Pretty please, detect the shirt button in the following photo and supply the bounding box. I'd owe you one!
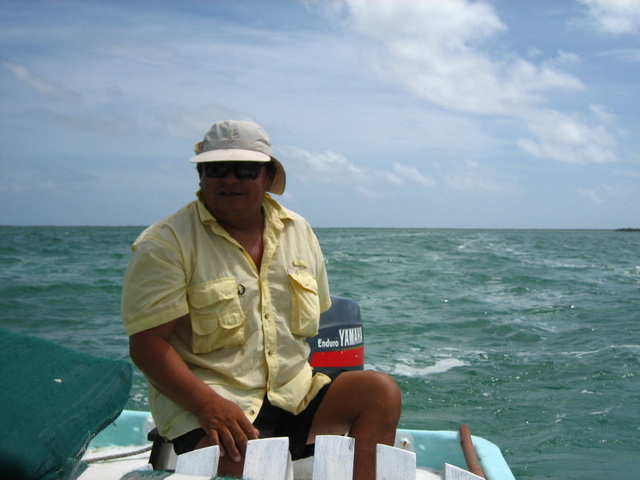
[249,409,255,416]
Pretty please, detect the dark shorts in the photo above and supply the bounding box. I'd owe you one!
[172,372,340,460]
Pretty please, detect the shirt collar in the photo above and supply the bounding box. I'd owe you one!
[195,190,216,224]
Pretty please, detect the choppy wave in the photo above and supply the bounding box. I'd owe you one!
[383,358,468,377]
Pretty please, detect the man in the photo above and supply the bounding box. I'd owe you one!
[122,120,401,479]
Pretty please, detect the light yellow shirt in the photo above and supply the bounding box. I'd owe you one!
[121,193,332,440]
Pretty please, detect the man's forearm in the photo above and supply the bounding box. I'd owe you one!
[129,318,260,461]
[129,328,220,415]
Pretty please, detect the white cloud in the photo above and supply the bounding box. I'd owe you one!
[293,148,364,178]
[343,0,583,115]
[337,0,619,164]
[444,159,513,193]
[96,43,184,69]
[576,0,640,35]
[602,48,640,62]
[517,109,617,164]
[3,62,82,103]
[346,0,506,43]
[589,104,618,124]
[528,47,542,58]
[281,146,435,196]
[576,188,604,204]
[152,105,249,140]
[391,163,436,188]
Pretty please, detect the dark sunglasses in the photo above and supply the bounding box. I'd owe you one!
[203,161,265,180]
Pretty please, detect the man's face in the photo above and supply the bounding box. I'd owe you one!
[199,161,273,227]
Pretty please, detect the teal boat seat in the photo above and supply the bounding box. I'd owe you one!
[0,328,132,480]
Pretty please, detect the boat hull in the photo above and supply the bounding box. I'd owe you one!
[87,410,515,479]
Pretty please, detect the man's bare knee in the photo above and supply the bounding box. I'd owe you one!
[332,370,401,425]
[361,371,402,419]
[307,370,401,442]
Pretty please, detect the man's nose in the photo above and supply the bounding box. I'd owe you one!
[220,169,241,182]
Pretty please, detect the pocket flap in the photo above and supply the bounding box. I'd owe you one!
[289,271,318,294]
[188,278,238,309]
[191,317,216,335]
[191,310,244,335]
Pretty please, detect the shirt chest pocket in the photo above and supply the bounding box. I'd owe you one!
[289,271,320,337]
[188,278,246,354]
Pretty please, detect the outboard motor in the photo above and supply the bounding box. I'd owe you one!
[307,295,364,375]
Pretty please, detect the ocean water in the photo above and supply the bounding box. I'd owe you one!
[1,226,638,479]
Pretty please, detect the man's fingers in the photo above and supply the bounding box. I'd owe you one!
[207,430,226,457]
[243,422,260,440]
[223,431,243,463]
[211,425,244,463]
[198,401,258,463]
[209,430,225,457]
[207,428,238,462]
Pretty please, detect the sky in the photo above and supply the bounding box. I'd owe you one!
[1,0,639,229]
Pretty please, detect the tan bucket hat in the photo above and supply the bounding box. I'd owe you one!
[190,120,286,195]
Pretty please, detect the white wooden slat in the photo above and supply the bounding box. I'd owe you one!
[312,435,355,480]
[444,463,485,480]
[242,437,293,480]
[375,443,416,480]
[174,445,220,476]
[164,475,216,480]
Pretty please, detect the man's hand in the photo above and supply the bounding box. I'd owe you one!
[130,318,258,462]
[195,396,260,462]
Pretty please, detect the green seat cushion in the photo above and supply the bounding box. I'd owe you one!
[0,328,132,480]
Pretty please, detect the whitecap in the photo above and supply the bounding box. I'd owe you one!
[568,345,640,358]
[620,344,640,354]
[391,358,468,377]
[588,409,611,416]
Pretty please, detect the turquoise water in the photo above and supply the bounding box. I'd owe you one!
[1,226,638,479]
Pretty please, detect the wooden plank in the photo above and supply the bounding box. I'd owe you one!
[174,445,219,476]
[312,435,355,480]
[376,443,416,480]
[444,463,485,480]
[242,437,292,480]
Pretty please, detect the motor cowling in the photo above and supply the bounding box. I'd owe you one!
[307,295,364,376]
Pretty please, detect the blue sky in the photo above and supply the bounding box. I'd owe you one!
[1,0,639,228]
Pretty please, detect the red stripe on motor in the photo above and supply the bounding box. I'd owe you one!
[310,346,364,368]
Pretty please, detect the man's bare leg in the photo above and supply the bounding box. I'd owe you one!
[307,370,402,480]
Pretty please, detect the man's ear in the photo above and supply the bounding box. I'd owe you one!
[265,162,277,189]
[265,175,274,191]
